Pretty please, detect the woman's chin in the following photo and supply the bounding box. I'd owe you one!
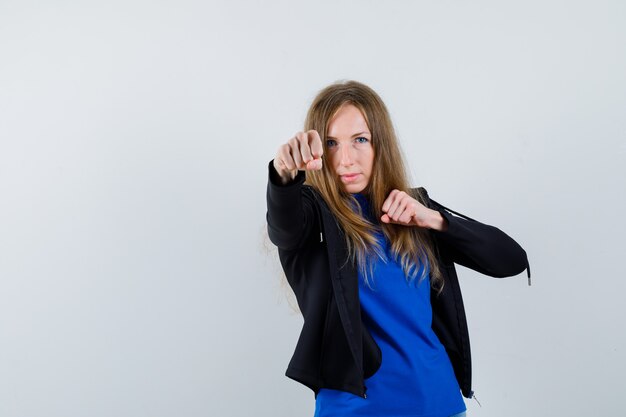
[342,183,367,194]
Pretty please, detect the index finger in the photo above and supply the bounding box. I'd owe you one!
[307,130,324,158]
[382,190,399,212]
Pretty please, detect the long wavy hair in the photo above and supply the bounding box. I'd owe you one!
[304,80,444,291]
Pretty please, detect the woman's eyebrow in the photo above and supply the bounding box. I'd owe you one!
[326,131,371,139]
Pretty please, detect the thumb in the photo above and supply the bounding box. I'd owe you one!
[306,158,323,171]
[381,214,391,223]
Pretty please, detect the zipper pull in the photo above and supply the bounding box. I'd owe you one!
[320,232,324,243]
[472,393,482,407]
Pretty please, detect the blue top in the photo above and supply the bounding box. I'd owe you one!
[314,193,466,417]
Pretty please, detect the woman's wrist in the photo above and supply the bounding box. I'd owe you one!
[271,159,298,185]
[428,209,448,232]
[277,169,298,185]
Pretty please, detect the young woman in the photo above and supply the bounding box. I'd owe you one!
[266,80,530,417]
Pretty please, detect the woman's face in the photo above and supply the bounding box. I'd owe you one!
[325,104,375,194]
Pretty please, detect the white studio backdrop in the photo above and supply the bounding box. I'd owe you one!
[1,1,624,416]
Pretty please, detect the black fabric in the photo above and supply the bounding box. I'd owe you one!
[266,160,530,399]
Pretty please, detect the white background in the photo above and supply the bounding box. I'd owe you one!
[1,1,625,416]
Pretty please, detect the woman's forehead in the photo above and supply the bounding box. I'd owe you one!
[327,104,370,138]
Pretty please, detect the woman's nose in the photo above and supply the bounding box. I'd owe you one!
[339,145,354,166]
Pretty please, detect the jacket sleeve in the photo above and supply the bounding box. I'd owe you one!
[428,194,531,281]
[266,159,319,251]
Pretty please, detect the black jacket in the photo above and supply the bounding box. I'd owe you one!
[266,161,531,400]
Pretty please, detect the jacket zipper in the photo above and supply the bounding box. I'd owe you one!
[310,189,325,243]
[311,187,371,399]
[472,392,482,407]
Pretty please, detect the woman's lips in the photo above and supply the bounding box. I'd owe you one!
[340,173,361,183]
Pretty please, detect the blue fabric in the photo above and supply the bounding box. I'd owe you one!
[314,193,466,417]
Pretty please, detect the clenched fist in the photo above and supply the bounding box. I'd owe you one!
[273,130,324,184]
[381,190,448,231]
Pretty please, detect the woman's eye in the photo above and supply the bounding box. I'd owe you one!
[355,137,369,144]
[326,139,337,147]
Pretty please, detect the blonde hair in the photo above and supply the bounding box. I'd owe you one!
[304,80,444,291]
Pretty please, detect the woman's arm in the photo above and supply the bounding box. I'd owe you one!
[266,160,318,251]
[429,197,530,280]
[380,188,530,281]
[266,130,325,251]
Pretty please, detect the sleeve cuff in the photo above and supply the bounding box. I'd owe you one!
[433,209,461,238]
[268,159,306,189]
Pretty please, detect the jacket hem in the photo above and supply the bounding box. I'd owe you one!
[285,366,366,398]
